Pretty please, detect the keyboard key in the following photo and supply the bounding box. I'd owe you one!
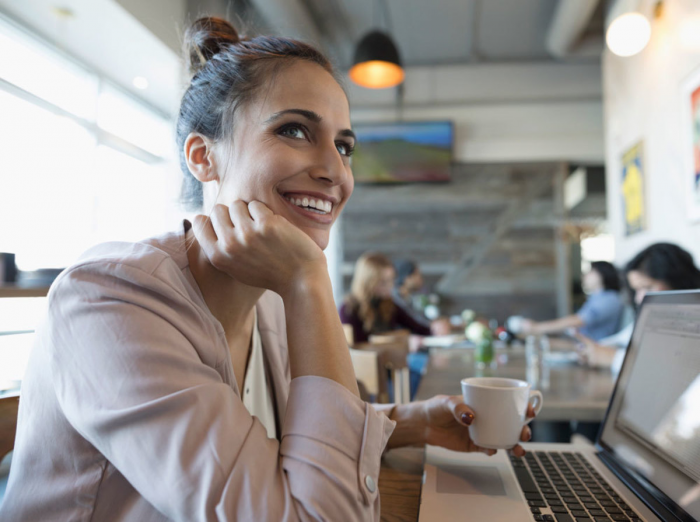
[610,515,629,521]
[543,515,555,521]
[594,518,611,521]
[589,509,607,517]
[529,500,547,508]
[554,514,574,522]
[604,507,622,514]
[531,507,542,514]
[571,510,588,517]
[533,516,544,521]
[514,467,540,493]
[552,506,569,513]
[526,493,544,501]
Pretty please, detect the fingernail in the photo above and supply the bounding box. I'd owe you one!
[461,412,474,425]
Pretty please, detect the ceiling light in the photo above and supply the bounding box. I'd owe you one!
[606,12,651,57]
[605,0,661,57]
[349,30,404,89]
[132,76,149,90]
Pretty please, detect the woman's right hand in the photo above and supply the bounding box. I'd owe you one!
[193,200,328,296]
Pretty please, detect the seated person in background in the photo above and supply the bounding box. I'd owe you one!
[339,253,433,344]
[393,259,451,336]
[578,243,700,370]
[522,261,623,341]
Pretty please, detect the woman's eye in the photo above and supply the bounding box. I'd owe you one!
[279,125,305,140]
[336,141,355,157]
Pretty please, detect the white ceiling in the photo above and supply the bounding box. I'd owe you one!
[262,0,604,68]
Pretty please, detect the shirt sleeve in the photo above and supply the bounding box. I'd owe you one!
[576,292,621,328]
[49,260,395,522]
[394,303,432,336]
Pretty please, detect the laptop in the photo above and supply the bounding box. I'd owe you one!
[419,290,700,522]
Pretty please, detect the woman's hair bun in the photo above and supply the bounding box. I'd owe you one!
[184,17,240,76]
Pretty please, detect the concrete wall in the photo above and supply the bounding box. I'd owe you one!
[348,62,605,164]
[604,0,700,265]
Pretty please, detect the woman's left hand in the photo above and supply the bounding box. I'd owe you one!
[422,395,534,457]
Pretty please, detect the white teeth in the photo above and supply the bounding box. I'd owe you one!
[286,195,333,214]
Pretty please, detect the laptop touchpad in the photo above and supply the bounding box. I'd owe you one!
[436,464,507,496]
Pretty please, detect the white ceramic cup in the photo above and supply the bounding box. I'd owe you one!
[461,377,543,450]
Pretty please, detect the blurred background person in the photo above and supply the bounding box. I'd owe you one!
[521,261,623,341]
[339,253,432,344]
[578,243,700,370]
[393,259,451,336]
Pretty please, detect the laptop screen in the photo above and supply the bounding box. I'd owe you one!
[599,291,700,520]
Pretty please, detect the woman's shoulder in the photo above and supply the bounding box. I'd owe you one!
[51,228,193,304]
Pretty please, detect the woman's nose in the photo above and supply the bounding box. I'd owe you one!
[309,142,348,185]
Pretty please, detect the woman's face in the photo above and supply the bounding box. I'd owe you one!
[582,268,603,294]
[627,270,671,305]
[211,61,355,250]
[374,267,396,299]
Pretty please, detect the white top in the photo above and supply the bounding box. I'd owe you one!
[242,309,277,439]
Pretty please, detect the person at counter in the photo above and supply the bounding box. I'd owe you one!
[0,18,535,521]
[521,261,624,341]
[578,243,700,370]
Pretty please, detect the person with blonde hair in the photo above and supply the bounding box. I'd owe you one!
[2,17,533,521]
[339,252,434,344]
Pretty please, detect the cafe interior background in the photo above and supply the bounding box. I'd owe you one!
[1,0,700,498]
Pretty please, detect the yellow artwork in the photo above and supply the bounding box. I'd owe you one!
[621,141,646,236]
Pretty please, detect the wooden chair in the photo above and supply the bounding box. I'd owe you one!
[368,335,410,405]
[0,395,19,462]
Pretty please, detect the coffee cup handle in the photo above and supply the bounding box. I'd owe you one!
[524,390,543,425]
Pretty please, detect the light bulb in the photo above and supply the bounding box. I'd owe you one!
[606,12,651,57]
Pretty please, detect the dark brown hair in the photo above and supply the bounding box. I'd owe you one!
[176,17,337,209]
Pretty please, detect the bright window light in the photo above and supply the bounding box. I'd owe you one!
[98,83,172,157]
[0,18,97,120]
[581,234,616,272]
[0,89,96,270]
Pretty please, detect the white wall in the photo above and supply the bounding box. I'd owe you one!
[348,61,605,164]
[604,0,700,265]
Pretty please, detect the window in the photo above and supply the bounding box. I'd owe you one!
[0,15,181,272]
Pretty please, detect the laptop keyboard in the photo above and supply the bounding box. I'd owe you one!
[510,451,644,522]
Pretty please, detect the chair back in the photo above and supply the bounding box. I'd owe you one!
[0,395,19,461]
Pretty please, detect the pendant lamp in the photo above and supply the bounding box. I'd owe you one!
[349,31,404,89]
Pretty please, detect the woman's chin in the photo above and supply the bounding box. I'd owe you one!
[304,229,330,251]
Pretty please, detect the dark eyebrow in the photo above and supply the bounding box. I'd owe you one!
[264,108,355,141]
[264,108,322,124]
[339,129,356,142]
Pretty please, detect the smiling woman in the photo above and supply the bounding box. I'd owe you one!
[0,16,534,522]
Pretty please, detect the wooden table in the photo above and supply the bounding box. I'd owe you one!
[416,345,615,422]
[378,344,616,521]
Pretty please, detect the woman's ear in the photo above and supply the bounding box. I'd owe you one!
[184,133,218,183]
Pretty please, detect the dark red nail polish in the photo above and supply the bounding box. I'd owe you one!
[461,413,474,425]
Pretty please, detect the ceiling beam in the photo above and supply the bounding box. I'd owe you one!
[546,0,602,58]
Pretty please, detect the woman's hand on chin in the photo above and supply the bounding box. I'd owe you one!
[193,200,327,295]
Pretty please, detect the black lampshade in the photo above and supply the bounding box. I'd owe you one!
[349,30,404,89]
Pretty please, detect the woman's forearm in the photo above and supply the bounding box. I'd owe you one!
[385,402,427,449]
[280,272,360,397]
[532,314,584,334]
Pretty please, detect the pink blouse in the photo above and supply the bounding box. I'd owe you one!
[0,222,396,521]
